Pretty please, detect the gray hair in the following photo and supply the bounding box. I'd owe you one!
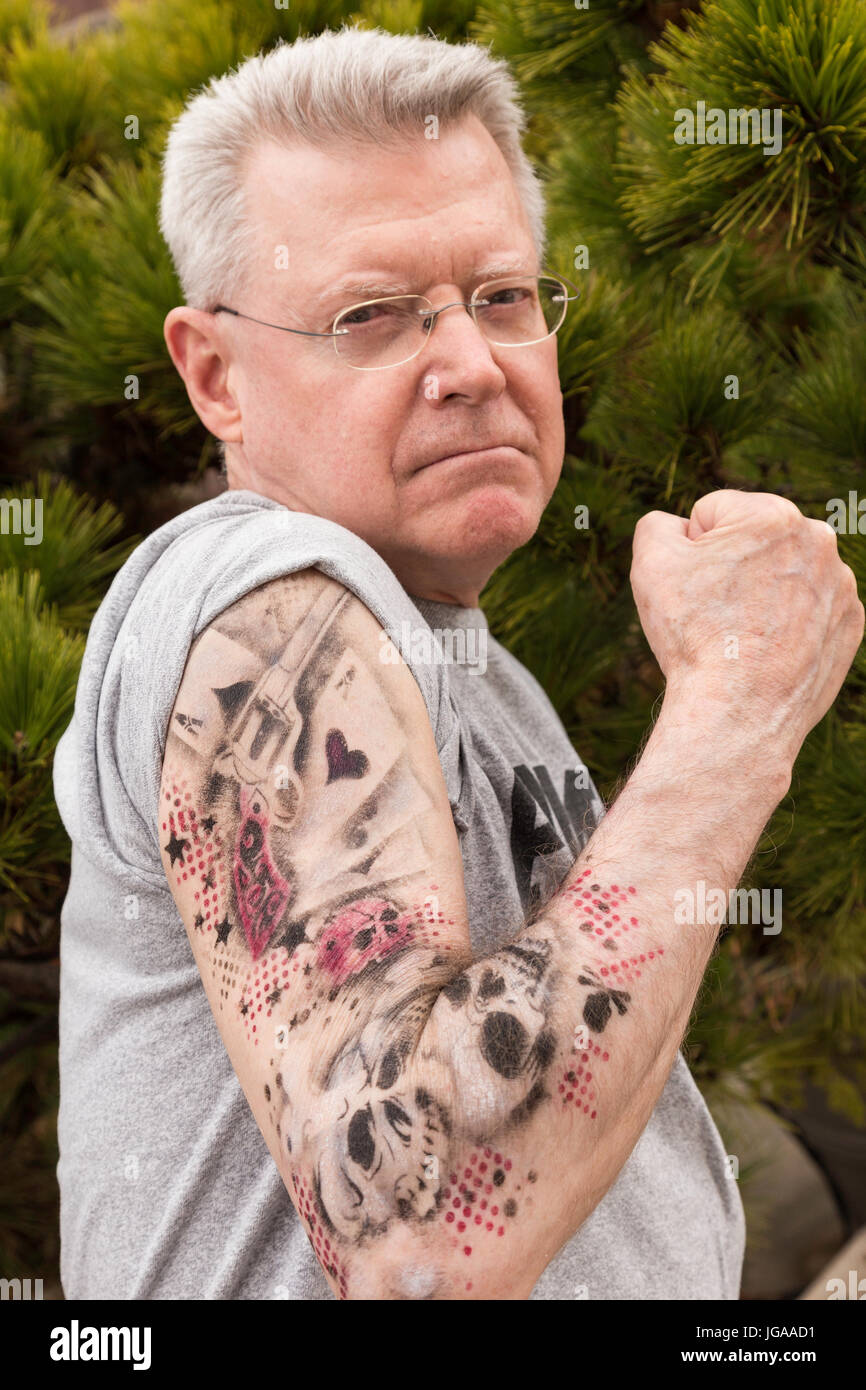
[159,24,547,312]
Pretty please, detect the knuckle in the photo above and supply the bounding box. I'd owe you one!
[633,510,662,538]
[762,495,801,528]
[831,563,859,612]
[631,517,661,563]
[806,516,840,554]
[840,561,859,593]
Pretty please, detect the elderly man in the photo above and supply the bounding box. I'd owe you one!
[54,26,862,1301]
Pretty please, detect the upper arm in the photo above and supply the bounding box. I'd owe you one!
[158,568,470,1297]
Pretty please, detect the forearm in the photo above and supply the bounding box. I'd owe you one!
[355,686,790,1299]
[515,686,789,1233]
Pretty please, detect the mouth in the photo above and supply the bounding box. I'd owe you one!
[415,444,528,472]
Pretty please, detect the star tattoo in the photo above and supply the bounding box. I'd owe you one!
[215,915,232,945]
[165,831,190,867]
[275,920,308,956]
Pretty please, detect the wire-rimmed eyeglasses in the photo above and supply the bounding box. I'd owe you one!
[211,272,580,371]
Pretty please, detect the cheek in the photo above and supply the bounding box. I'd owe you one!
[507,342,561,418]
[320,375,412,463]
[532,345,565,425]
[510,352,565,477]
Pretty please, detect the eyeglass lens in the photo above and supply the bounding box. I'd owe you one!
[333,276,568,368]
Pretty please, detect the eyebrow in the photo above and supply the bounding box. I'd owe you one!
[313,258,538,310]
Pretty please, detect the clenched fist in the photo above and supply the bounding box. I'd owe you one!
[630,490,864,768]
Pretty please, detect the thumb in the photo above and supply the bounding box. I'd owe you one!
[687,488,753,540]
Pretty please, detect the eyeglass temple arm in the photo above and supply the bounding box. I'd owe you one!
[211,305,347,338]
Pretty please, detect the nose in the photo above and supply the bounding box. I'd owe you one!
[427,298,475,327]
[420,295,506,403]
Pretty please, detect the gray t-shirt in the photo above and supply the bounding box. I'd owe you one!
[53,487,745,1300]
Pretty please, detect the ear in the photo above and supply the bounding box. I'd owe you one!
[164,305,243,443]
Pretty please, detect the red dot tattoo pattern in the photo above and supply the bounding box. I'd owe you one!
[439,1147,531,1260]
[564,868,642,950]
[240,944,295,1043]
[163,770,227,949]
[559,1044,607,1118]
[291,1170,350,1300]
[560,871,663,1119]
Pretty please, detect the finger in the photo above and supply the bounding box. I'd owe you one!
[687,489,751,540]
[688,490,802,540]
[634,509,690,549]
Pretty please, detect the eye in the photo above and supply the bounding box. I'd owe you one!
[335,298,425,338]
[482,286,532,309]
[347,1105,377,1170]
[338,303,388,329]
[383,1098,413,1145]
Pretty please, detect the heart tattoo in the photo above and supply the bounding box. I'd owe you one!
[325,729,369,783]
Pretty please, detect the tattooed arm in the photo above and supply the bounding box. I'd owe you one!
[159,503,860,1298]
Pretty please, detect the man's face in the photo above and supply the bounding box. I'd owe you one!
[168,115,565,604]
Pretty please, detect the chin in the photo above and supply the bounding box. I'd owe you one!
[437,485,544,566]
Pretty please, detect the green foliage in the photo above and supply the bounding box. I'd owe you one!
[0,476,133,911]
[549,262,635,401]
[0,472,136,630]
[23,157,188,433]
[0,1027,59,1281]
[617,0,866,284]
[352,0,480,41]
[582,298,776,501]
[471,0,650,151]
[0,115,60,326]
[0,0,49,78]
[782,310,866,478]
[542,114,652,278]
[0,570,84,901]
[3,30,123,172]
[0,466,132,1283]
[354,0,424,32]
[98,0,361,155]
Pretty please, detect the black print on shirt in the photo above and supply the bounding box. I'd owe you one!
[510,764,597,910]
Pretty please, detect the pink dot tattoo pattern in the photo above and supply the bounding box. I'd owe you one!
[240,945,295,1044]
[438,1147,532,1265]
[559,1044,607,1118]
[162,773,226,940]
[291,1170,350,1300]
[560,871,664,1119]
[564,868,642,950]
